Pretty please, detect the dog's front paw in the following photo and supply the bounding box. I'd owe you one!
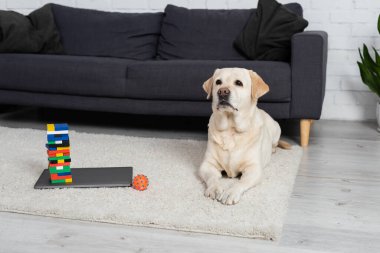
[218,186,243,205]
[204,184,224,200]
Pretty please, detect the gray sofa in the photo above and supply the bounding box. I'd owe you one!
[0,4,327,146]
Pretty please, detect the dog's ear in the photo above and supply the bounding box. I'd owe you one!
[202,77,213,100]
[249,70,269,99]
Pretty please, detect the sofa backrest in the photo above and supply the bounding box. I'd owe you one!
[158,3,303,60]
[51,3,303,61]
[51,4,163,60]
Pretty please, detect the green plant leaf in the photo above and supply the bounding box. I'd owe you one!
[359,47,365,62]
[357,20,380,98]
[374,47,380,65]
[358,62,369,84]
[358,62,372,84]
[362,45,380,73]
[358,61,380,97]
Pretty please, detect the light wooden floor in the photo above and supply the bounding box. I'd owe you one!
[0,107,380,253]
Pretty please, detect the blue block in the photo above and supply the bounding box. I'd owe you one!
[47,134,69,142]
[54,123,69,131]
[57,172,72,176]
[46,145,57,150]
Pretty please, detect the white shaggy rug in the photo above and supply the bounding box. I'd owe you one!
[0,126,302,240]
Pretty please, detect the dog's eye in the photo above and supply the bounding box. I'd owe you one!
[235,80,243,86]
[215,79,222,85]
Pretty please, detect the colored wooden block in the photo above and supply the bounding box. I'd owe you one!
[46,143,70,149]
[47,134,69,142]
[48,159,71,164]
[47,124,55,131]
[51,173,72,180]
[57,147,69,150]
[46,145,70,151]
[48,153,70,158]
[54,123,69,131]
[49,163,71,169]
[48,146,70,151]
[57,172,72,176]
[48,165,71,170]
[48,134,69,138]
[46,140,70,149]
[48,162,71,167]
[46,130,68,135]
[49,165,71,171]
[65,178,72,183]
[46,130,69,134]
[48,155,70,161]
[47,123,68,132]
[51,179,66,184]
[47,149,70,155]
[47,140,64,145]
[49,169,71,175]
[48,152,70,158]
[49,167,71,174]
[48,152,66,156]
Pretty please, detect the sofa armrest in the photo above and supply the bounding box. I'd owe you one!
[290,31,328,119]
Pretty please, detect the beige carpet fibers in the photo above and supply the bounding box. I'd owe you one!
[0,126,303,240]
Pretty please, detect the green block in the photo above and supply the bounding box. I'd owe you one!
[49,168,71,174]
[47,141,65,144]
[48,156,70,161]
[51,179,66,184]
[48,165,71,170]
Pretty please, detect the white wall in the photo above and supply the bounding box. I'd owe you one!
[1,0,380,120]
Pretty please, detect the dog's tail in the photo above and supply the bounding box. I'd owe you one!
[278,140,292,150]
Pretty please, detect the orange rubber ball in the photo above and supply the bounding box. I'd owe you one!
[132,174,149,191]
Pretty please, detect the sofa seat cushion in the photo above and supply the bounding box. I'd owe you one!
[51,4,163,60]
[126,60,291,102]
[0,54,131,97]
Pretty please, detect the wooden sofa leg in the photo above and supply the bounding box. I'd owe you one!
[300,119,313,147]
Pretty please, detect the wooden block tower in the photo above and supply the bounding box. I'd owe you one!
[46,123,72,184]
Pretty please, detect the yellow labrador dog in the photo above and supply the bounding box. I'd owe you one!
[199,68,290,205]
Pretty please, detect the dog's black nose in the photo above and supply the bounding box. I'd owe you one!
[217,88,230,98]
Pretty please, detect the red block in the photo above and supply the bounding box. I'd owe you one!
[48,152,70,158]
[47,149,70,155]
[50,173,73,180]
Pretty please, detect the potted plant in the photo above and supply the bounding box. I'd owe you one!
[357,14,380,132]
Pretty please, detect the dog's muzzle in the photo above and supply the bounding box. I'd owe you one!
[217,88,238,111]
[217,87,230,100]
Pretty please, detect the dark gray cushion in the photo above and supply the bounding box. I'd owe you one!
[158,5,251,60]
[0,54,132,97]
[126,60,291,102]
[51,4,163,60]
[234,0,308,61]
[157,4,303,60]
[0,4,64,54]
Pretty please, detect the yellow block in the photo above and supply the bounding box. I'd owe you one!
[65,178,72,183]
[55,153,64,157]
[57,159,64,163]
[57,147,70,150]
[47,124,55,131]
